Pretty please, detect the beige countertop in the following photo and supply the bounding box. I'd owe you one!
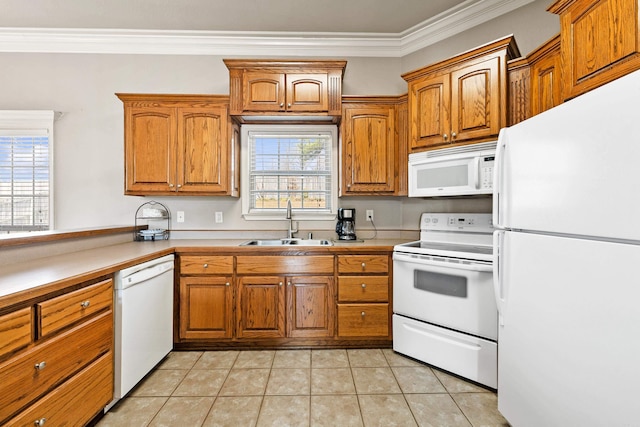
[0,238,411,308]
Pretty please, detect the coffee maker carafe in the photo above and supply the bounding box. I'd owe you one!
[336,208,357,240]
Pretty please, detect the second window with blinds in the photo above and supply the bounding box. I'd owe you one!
[241,125,338,220]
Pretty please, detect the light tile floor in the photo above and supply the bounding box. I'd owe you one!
[98,349,508,427]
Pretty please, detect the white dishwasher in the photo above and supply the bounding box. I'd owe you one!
[107,254,174,410]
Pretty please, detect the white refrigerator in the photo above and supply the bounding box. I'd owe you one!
[493,69,640,426]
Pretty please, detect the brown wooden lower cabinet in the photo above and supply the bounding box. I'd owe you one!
[236,276,286,339]
[0,278,114,426]
[6,351,113,427]
[287,276,334,338]
[176,251,392,348]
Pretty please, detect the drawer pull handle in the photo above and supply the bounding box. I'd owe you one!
[34,361,46,371]
[80,300,90,308]
[361,311,366,317]
[34,418,46,427]
[361,283,366,288]
[203,263,208,268]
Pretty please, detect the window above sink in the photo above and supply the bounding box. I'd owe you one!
[240,124,338,221]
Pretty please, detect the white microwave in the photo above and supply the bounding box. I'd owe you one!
[408,141,496,197]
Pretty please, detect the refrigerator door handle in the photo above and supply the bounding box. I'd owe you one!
[493,230,505,326]
[493,129,507,229]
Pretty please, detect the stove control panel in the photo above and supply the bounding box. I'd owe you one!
[420,213,493,233]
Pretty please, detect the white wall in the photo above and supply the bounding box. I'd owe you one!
[402,0,559,73]
[0,1,556,237]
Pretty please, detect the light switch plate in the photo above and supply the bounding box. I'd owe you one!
[215,211,223,223]
[177,211,185,223]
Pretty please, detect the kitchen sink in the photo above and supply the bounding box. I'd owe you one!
[240,239,333,246]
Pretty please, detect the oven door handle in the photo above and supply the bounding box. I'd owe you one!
[393,252,492,272]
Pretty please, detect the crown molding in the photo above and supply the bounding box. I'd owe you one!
[0,0,533,57]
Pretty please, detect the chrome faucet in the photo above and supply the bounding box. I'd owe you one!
[286,199,298,239]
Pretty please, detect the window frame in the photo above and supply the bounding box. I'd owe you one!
[0,110,55,233]
[240,124,338,221]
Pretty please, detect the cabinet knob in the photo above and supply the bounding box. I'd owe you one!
[34,361,46,371]
[361,283,366,288]
[279,282,283,286]
[177,184,182,188]
[34,418,46,427]
[280,103,284,107]
[169,183,174,188]
[361,262,366,270]
[225,282,230,286]
[203,263,208,268]
[451,132,457,138]
[287,103,292,108]
[361,311,366,317]
[287,281,292,286]
[80,300,90,309]
[443,133,448,140]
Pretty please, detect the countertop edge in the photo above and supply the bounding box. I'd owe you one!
[0,239,410,309]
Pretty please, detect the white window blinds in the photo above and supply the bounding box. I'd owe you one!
[242,125,337,219]
[0,111,54,234]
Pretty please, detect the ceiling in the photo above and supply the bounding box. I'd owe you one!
[1,0,466,34]
[0,0,535,56]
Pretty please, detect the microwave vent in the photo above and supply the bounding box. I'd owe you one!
[422,141,497,159]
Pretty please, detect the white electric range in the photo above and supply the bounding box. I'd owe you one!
[392,213,497,388]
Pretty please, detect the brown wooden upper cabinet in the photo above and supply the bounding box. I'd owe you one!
[340,96,408,196]
[224,59,347,121]
[402,35,520,152]
[507,34,562,125]
[117,94,239,196]
[548,0,640,100]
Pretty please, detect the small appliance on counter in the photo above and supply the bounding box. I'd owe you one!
[335,208,357,240]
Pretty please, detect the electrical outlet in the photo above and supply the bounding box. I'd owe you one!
[176,211,185,223]
[215,211,223,223]
[366,209,374,222]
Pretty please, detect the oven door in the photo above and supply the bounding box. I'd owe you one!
[393,251,497,340]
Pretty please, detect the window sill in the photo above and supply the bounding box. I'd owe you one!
[243,212,336,221]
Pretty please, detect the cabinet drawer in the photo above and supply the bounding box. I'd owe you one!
[337,304,389,337]
[180,255,233,275]
[337,255,389,274]
[37,279,113,339]
[237,256,334,275]
[0,307,33,360]
[0,310,112,423]
[338,276,389,302]
[6,351,113,427]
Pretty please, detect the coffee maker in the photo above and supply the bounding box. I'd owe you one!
[336,208,357,240]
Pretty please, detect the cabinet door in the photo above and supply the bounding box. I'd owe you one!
[179,276,233,340]
[285,73,329,112]
[242,71,286,112]
[236,276,285,339]
[531,48,561,116]
[287,276,335,338]
[554,0,640,99]
[409,74,451,151]
[450,56,501,142]
[342,105,396,194]
[176,106,230,193]
[124,107,176,194]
